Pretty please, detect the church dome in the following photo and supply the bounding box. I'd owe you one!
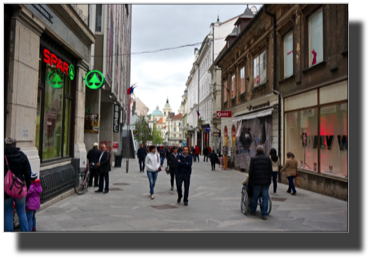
[151,106,163,116]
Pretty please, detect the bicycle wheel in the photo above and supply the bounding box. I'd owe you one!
[74,172,88,195]
[240,188,249,215]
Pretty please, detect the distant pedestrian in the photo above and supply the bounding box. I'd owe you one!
[137,144,147,172]
[203,146,209,162]
[194,145,200,162]
[166,147,172,165]
[280,152,298,195]
[269,148,280,196]
[87,143,101,187]
[159,147,166,166]
[167,146,179,191]
[209,150,218,171]
[4,137,31,232]
[177,146,193,206]
[95,144,111,194]
[178,146,183,154]
[25,172,43,232]
[248,145,272,220]
[146,145,161,199]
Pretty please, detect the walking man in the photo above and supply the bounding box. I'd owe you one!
[95,144,111,194]
[167,146,179,191]
[194,145,200,162]
[137,144,147,172]
[159,147,166,166]
[209,150,218,171]
[203,146,209,162]
[248,145,272,220]
[87,143,101,187]
[177,146,192,206]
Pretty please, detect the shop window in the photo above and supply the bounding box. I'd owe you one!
[284,31,293,78]
[223,80,227,103]
[308,8,323,66]
[285,108,318,172]
[231,75,235,98]
[254,50,267,87]
[320,103,348,178]
[35,88,42,151]
[240,67,245,94]
[96,4,102,32]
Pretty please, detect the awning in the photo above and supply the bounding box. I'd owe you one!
[231,108,273,122]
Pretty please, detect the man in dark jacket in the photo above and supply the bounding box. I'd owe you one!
[176,146,193,206]
[137,144,147,172]
[167,146,179,191]
[95,144,111,194]
[248,145,272,220]
[203,147,209,162]
[209,150,218,171]
[159,147,166,166]
[87,143,101,187]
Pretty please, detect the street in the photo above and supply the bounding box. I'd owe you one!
[35,158,348,232]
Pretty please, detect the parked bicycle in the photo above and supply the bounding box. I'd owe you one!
[74,163,90,195]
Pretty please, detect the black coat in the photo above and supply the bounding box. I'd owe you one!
[99,150,111,173]
[248,152,272,187]
[87,147,101,164]
[4,148,32,199]
[137,147,147,159]
[209,152,218,163]
[167,153,179,172]
[203,148,209,155]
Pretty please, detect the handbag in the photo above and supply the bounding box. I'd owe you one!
[4,156,28,199]
[165,166,170,174]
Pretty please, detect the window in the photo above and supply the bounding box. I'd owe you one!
[308,8,323,66]
[95,4,102,32]
[223,80,227,103]
[253,51,267,87]
[179,134,182,138]
[284,31,293,78]
[240,67,245,94]
[231,75,235,98]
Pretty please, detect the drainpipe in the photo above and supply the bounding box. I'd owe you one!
[265,6,281,181]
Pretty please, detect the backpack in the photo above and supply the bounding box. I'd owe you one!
[4,156,28,199]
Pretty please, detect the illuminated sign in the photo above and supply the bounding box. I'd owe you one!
[85,70,105,89]
[47,70,64,89]
[69,64,75,80]
[43,49,69,75]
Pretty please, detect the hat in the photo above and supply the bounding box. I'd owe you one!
[94,143,99,147]
[4,138,17,149]
[31,172,38,179]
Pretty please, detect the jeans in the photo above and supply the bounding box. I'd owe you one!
[204,155,208,162]
[272,172,278,193]
[4,197,29,232]
[139,158,145,172]
[287,176,296,193]
[89,168,99,186]
[147,170,158,195]
[211,162,216,171]
[160,157,164,166]
[250,185,270,217]
[177,174,191,203]
[26,210,36,231]
[99,172,109,192]
[170,171,178,188]
[194,154,199,162]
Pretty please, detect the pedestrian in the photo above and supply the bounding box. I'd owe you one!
[269,148,280,196]
[145,145,161,199]
[25,172,43,232]
[176,146,193,206]
[178,146,183,154]
[203,146,209,162]
[208,146,212,155]
[194,145,200,162]
[137,144,147,172]
[280,151,298,195]
[167,146,180,191]
[209,150,218,171]
[191,146,196,161]
[248,145,272,220]
[95,144,111,194]
[166,147,172,166]
[87,142,101,187]
[159,147,166,166]
[4,137,31,232]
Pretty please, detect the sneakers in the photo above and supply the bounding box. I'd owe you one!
[151,194,155,199]
[273,192,277,196]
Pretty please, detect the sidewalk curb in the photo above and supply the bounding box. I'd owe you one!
[38,189,76,212]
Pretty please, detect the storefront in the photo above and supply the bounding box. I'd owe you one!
[283,80,348,199]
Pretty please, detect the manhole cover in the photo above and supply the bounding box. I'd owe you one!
[155,192,175,195]
[108,188,123,191]
[151,204,178,210]
[113,183,130,186]
[272,197,287,202]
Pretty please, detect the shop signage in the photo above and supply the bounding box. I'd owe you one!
[47,70,64,89]
[302,133,307,146]
[112,142,118,152]
[205,126,211,132]
[113,104,120,133]
[85,70,105,89]
[69,65,75,80]
[186,134,192,138]
[216,111,232,118]
[43,49,70,75]
[246,101,270,111]
[213,132,221,137]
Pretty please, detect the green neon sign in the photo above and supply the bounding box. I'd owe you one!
[69,64,75,80]
[85,70,105,89]
[47,70,64,89]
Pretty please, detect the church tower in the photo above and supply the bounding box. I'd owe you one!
[163,97,172,123]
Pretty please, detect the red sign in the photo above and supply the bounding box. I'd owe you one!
[216,111,232,118]
[43,49,69,75]
[224,126,228,137]
[112,142,118,152]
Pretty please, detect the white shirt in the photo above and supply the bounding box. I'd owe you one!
[145,152,160,172]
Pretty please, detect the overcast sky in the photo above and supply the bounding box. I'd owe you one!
[131,4,262,115]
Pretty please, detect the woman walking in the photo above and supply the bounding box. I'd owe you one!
[4,138,32,232]
[145,145,161,199]
[280,151,298,195]
[269,148,280,196]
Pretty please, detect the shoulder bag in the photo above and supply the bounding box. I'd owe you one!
[4,156,28,199]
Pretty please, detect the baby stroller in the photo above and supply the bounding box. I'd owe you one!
[240,177,272,216]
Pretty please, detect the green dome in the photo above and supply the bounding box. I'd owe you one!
[151,106,163,116]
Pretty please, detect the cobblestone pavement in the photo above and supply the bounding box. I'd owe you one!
[35,158,348,231]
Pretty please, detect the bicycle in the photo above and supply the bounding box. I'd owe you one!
[75,163,90,195]
[240,182,272,216]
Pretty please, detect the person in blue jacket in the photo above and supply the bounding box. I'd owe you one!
[176,146,193,206]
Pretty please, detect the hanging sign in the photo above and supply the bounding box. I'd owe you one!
[85,70,105,89]
[205,126,211,132]
[47,70,64,89]
[113,104,120,133]
[216,111,232,118]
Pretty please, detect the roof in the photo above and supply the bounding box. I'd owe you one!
[151,106,163,116]
[156,117,164,124]
[219,14,240,25]
[225,26,238,40]
[173,113,183,120]
[238,6,254,20]
[164,98,171,109]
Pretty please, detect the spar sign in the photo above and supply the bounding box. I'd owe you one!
[216,111,232,118]
[43,48,75,89]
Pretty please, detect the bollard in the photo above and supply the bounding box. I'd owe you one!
[125,159,129,173]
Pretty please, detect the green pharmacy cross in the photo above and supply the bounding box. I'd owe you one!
[85,70,105,89]
[47,71,64,89]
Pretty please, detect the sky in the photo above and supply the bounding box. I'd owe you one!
[131,4,262,115]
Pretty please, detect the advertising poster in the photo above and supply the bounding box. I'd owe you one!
[235,115,272,170]
[84,114,99,133]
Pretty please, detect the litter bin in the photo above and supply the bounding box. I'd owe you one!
[114,154,123,167]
